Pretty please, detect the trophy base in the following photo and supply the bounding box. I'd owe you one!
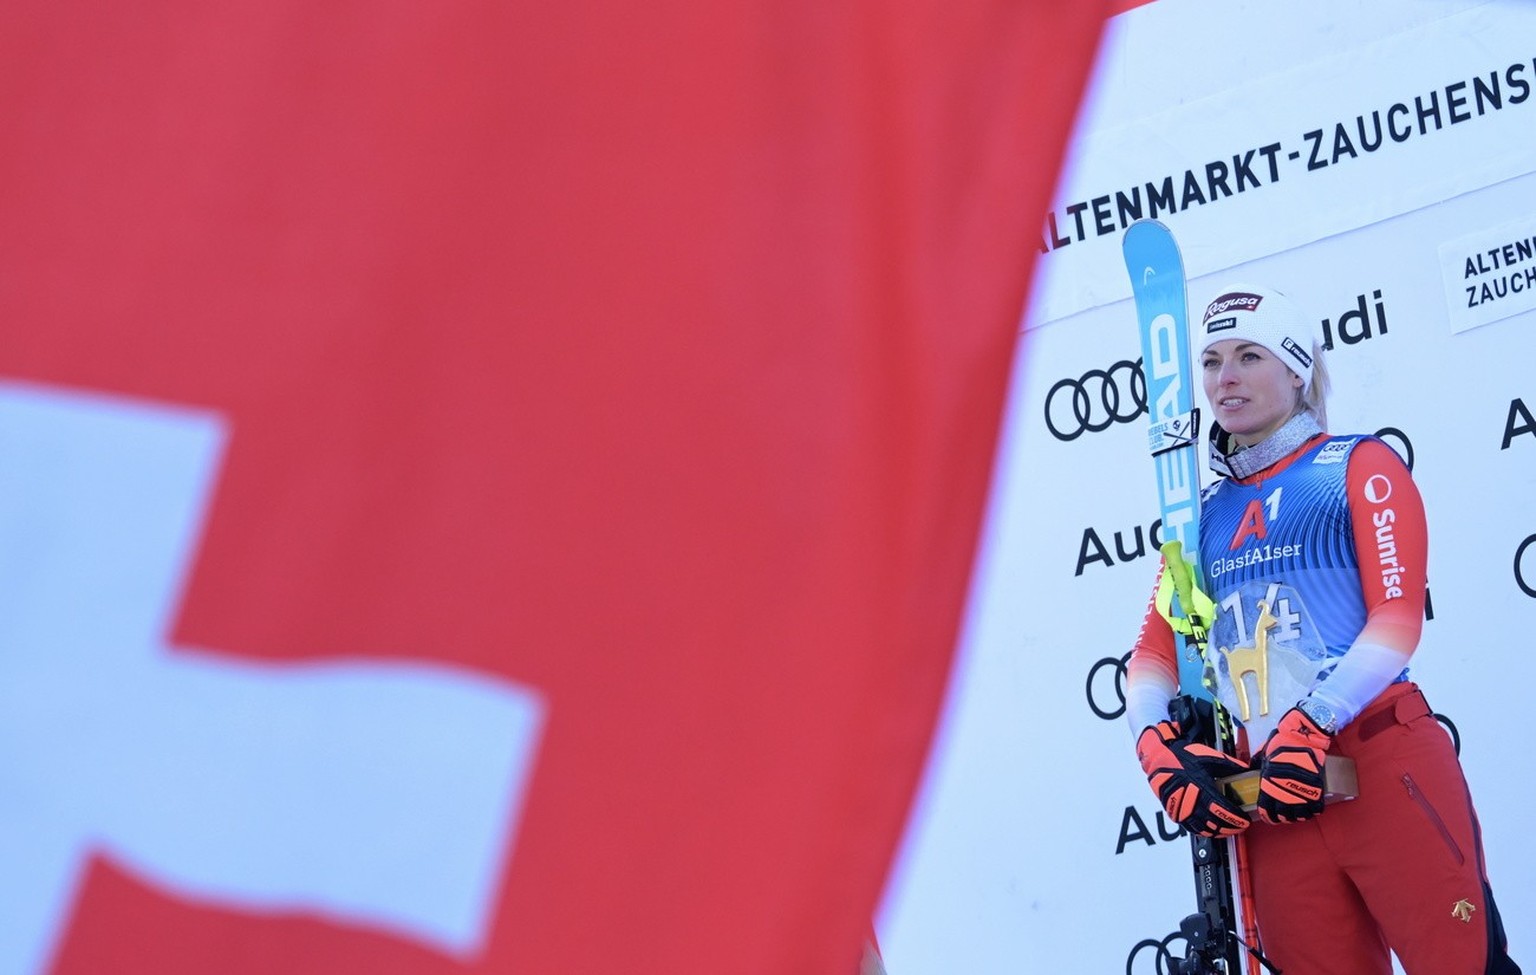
[1219,755,1358,817]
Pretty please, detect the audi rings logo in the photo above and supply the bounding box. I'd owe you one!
[1045,359,1146,442]
[1086,652,1131,721]
[1516,534,1536,599]
[1126,932,1199,975]
[1374,426,1414,472]
[1437,711,1462,757]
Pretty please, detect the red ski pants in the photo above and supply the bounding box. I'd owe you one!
[1243,682,1519,975]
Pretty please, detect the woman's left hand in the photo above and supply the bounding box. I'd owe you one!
[1254,706,1332,824]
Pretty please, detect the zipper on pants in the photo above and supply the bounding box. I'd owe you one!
[1402,773,1466,866]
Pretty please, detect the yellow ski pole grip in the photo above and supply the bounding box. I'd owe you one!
[1159,542,1196,618]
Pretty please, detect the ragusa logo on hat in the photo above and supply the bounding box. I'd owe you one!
[1203,292,1263,327]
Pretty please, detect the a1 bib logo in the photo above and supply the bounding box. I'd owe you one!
[1228,487,1282,550]
[1228,498,1268,549]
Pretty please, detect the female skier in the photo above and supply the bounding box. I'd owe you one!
[1125,283,1520,974]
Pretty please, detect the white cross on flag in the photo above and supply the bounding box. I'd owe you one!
[0,384,543,975]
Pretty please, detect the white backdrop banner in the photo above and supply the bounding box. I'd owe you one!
[878,2,1536,972]
[1033,0,1536,326]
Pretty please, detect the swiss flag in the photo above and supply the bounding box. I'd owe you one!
[0,2,1106,973]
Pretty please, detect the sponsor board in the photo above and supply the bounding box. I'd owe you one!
[1438,216,1536,334]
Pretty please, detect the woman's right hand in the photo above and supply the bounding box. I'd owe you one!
[1136,720,1251,837]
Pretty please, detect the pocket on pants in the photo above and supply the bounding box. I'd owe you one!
[1401,772,1466,867]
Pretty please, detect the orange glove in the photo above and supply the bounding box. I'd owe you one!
[1254,706,1330,824]
[1136,720,1249,837]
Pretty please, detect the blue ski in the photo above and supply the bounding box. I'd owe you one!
[1123,220,1267,975]
[1122,218,1209,701]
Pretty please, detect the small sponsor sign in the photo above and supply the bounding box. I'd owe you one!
[1439,216,1536,334]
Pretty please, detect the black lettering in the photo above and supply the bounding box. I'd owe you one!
[1356,111,1384,152]
[1066,201,1089,242]
[1387,102,1413,142]
[1091,195,1115,237]
[1256,142,1283,181]
[1507,61,1531,105]
[1232,149,1260,191]
[1467,284,1478,308]
[1116,806,1154,854]
[1336,292,1372,344]
[1076,527,1113,576]
[1045,210,1070,249]
[1148,517,1164,550]
[1155,812,1185,842]
[1502,397,1536,450]
[1114,525,1149,564]
[1205,158,1233,200]
[1115,187,1144,227]
[1321,290,1386,349]
[1147,176,1177,219]
[1446,80,1472,123]
[1473,71,1503,113]
[1180,169,1207,208]
[1415,91,1443,134]
[1331,123,1358,163]
[1303,128,1327,170]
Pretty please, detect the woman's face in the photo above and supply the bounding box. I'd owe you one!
[1201,339,1304,447]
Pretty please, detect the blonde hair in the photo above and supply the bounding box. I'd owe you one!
[1299,339,1330,430]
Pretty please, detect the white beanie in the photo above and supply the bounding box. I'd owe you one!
[1198,284,1319,392]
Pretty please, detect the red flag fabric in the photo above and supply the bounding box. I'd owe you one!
[0,2,1105,973]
